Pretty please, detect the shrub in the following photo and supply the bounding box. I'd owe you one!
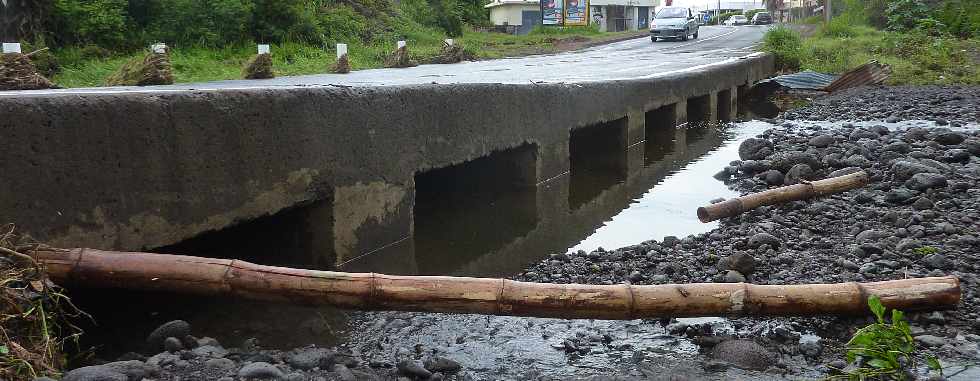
[831,296,943,380]
[251,0,312,43]
[821,17,858,38]
[148,0,255,47]
[761,26,804,71]
[934,0,980,38]
[48,0,130,48]
[400,0,438,26]
[318,5,369,44]
[434,0,464,37]
[885,0,932,32]
[457,0,490,27]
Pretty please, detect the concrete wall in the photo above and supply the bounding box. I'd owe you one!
[0,54,774,263]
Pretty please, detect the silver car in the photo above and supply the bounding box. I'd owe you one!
[650,6,700,42]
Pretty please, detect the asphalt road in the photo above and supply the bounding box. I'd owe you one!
[4,25,769,95]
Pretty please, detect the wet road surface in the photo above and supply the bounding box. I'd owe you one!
[4,25,769,95]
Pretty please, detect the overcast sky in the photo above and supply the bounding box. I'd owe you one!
[668,0,767,11]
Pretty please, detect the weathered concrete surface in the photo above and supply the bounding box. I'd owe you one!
[0,53,774,261]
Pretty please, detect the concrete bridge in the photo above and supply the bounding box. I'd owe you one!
[0,52,773,265]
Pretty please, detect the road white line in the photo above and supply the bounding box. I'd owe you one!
[658,27,742,51]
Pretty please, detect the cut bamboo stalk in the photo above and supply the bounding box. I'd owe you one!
[698,170,869,223]
[33,248,958,319]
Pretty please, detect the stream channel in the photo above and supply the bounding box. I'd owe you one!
[70,119,818,379]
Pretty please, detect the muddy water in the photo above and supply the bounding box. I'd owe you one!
[71,120,799,379]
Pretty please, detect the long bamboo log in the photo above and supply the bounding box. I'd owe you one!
[698,170,869,223]
[33,248,958,319]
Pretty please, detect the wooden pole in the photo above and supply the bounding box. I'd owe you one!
[33,248,958,319]
[825,0,832,25]
[698,170,869,223]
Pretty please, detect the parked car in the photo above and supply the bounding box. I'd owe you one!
[650,6,700,42]
[752,12,773,25]
[725,15,749,26]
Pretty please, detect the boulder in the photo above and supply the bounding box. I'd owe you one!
[710,340,775,370]
[905,173,947,191]
[738,138,773,161]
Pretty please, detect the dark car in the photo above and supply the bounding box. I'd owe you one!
[752,12,773,25]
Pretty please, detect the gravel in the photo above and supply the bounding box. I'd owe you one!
[516,85,980,378]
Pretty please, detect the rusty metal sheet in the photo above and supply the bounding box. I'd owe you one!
[823,60,893,93]
[757,70,838,91]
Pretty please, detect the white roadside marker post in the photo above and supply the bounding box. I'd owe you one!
[2,42,22,53]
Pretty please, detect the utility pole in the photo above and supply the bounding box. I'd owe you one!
[825,0,832,24]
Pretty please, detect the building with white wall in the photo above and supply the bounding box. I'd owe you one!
[485,0,663,33]
[485,0,542,27]
[590,0,661,32]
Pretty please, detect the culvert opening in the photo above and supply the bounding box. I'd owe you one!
[569,117,628,210]
[68,198,341,360]
[718,88,733,122]
[154,200,335,269]
[686,94,712,142]
[644,104,678,165]
[413,143,539,275]
[687,94,711,126]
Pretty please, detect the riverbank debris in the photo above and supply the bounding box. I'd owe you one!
[698,170,870,223]
[0,52,55,90]
[384,46,417,68]
[243,53,274,79]
[756,61,892,93]
[332,53,351,74]
[428,41,476,64]
[105,49,174,86]
[34,248,959,319]
[0,225,85,380]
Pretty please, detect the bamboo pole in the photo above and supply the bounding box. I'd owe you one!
[33,248,958,319]
[698,170,869,223]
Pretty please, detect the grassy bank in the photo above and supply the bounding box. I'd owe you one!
[761,24,980,85]
[49,27,639,88]
[760,0,980,86]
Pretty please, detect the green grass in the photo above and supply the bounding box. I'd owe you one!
[760,24,980,85]
[50,25,638,88]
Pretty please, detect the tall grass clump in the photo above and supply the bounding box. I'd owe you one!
[761,26,804,71]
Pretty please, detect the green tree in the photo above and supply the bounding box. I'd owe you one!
[48,0,130,48]
[147,0,255,46]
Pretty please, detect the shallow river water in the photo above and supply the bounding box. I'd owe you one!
[72,120,793,378]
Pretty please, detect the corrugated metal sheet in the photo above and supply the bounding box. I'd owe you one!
[824,60,893,93]
[758,71,838,90]
[756,61,893,93]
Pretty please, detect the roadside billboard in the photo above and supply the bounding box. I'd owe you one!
[564,0,589,26]
[541,0,564,25]
[542,0,589,26]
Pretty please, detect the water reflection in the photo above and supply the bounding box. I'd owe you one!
[73,121,773,370]
[569,123,769,253]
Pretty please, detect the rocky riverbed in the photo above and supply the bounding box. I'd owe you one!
[520,85,980,379]
[52,85,980,381]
